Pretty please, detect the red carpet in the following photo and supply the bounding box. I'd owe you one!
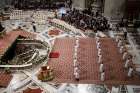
[23,87,43,93]
[49,52,60,58]
[47,38,140,85]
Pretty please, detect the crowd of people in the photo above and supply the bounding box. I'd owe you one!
[12,0,66,10]
[61,8,110,32]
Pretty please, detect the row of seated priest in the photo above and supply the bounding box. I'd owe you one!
[95,33,135,81]
[116,35,134,77]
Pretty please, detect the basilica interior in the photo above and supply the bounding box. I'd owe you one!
[0,0,140,93]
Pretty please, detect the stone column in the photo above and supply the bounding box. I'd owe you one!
[104,0,126,20]
[72,0,85,10]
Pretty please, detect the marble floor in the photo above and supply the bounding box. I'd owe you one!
[1,17,140,93]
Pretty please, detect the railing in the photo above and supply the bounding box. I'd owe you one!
[17,49,35,58]
[0,63,32,68]
[49,19,86,37]
[0,38,51,68]
[25,51,38,64]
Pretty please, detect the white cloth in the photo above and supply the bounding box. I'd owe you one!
[96,37,100,44]
[101,72,105,81]
[128,68,133,77]
[75,72,80,79]
[116,36,120,42]
[74,67,79,75]
[73,59,78,67]
[124,59,130,68]
[76,39,79,45]
[120,46,125,53]
[95,32,99,37]
[76,37,79,40]
[117,40,123,47]
[74,52,77,59]
[123,52,128,60]
[75,43,79,48]
[74,46,78,52]
[98,54,102,63]
[98,48,102,56]
[99,64,104,73]
[97,42,101,49]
